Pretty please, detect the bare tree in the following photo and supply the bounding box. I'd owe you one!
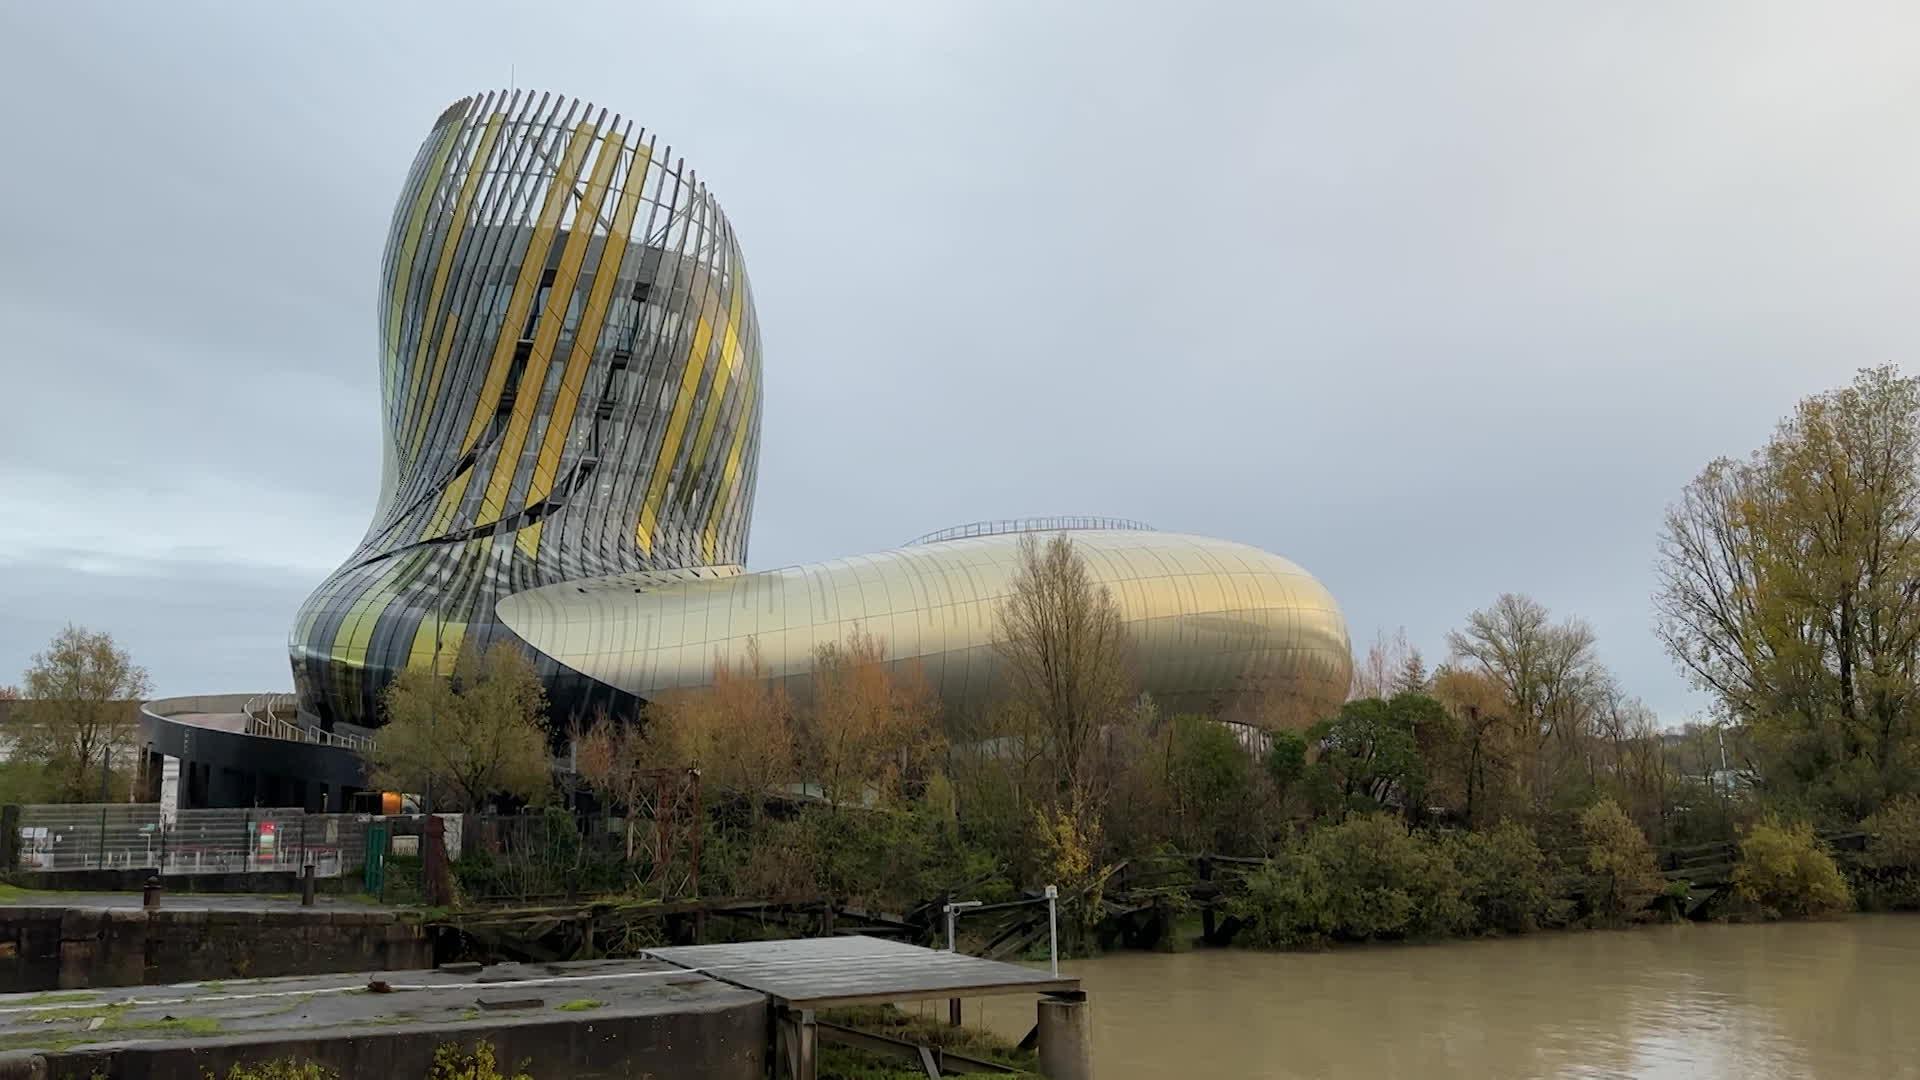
[1446,593,1603,800]
[16,626,149,802]
[577,709,681,860]
[1429,665,1523,828]
[368,644,551,812]
[993,533,1134,805]
[1352,627,1423,700]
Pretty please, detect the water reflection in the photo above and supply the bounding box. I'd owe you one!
[957,915,1920,1078]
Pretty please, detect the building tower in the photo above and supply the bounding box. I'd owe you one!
[291,92,762,728]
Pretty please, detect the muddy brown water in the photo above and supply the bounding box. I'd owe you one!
[951,914,1920,1078]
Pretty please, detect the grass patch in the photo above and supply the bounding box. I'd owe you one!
[0,1003,221,1052]
[556,999,605,1012]
[3,991,99,1007]
[0,882,80,903]
[817,1006,1039,1080]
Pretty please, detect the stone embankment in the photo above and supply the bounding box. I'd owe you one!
[0,899,429,993]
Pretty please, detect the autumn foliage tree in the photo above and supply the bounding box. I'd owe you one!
[643,639,795,821]
[802,627,938,812]
[1658,365,1920,819]
[1579,797,1663,923]
[369,644,551,812]
[576,711,673,860]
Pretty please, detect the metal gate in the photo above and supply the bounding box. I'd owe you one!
[363,823,389,896]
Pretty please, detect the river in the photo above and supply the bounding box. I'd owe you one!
[961,914,1920,1078]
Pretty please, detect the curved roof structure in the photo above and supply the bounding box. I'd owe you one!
[497,529,1351,717]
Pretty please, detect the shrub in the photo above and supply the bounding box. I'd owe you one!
[1864,795,1920,866]
[427,1041,531,1080]
[1310,814,1473,939]
[1732,819,1853,918]
[1233,816,1486,944]
[1859,794,1920,909]
[204,1061,338,1080]
[1305,816,1421,939]
[1453,820,1560,933]
[1579,798,1663,923]
[1232,847,1333,948]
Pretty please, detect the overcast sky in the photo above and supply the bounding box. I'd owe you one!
[3,2,1917,719]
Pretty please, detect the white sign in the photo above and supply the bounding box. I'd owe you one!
[159,756,181,827]
[437,813,463,860]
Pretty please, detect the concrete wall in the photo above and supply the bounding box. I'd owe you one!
[0,908,430,993]
[6,994,768,1080]
[6,870,353,895]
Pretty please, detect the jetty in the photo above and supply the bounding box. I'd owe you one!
[0,936,1089,1080]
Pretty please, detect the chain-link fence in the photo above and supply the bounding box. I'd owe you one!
[14,804,373,878]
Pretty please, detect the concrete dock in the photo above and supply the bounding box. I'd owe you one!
[0,958,766,1079]
[0,937,1090,1079]
[647,936,1089,1080]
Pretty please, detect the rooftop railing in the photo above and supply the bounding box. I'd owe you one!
[907,516,1154,547]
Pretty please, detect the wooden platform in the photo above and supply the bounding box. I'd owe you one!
[645,934,1079,1008]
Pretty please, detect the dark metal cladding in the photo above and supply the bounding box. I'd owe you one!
[291,92,763,730]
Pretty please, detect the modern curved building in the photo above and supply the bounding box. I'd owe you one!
[293,91,1351,732]
[292,90,763,727]
[498,522,1350,719]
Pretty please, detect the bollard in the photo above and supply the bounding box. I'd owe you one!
[142,876,163,911]
[1037,995,1092,1080]
[301,863,317,906]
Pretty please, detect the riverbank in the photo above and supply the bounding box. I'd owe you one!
[965,912,1920,1079]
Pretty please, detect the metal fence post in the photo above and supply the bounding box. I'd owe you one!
[96,807,107,869]
[0,806,19,871]
[1045,885,1060,977]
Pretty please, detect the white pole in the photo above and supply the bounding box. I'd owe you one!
[1045,885,1059,977]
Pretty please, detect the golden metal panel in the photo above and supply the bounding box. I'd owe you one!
[383,116,466,408]
[519,141,653,558]
[454,114,591,458]
[404,111,505,461]
[634,310,715,555]
[474,119,608,529]
[497,530,1352,718]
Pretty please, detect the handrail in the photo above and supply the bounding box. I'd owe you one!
[907,516,1154,547]
[236,695,375,753]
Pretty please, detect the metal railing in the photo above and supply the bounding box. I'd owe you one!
[239,694,375,754]
[14,804,371,878]
[907,516,1154,547]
